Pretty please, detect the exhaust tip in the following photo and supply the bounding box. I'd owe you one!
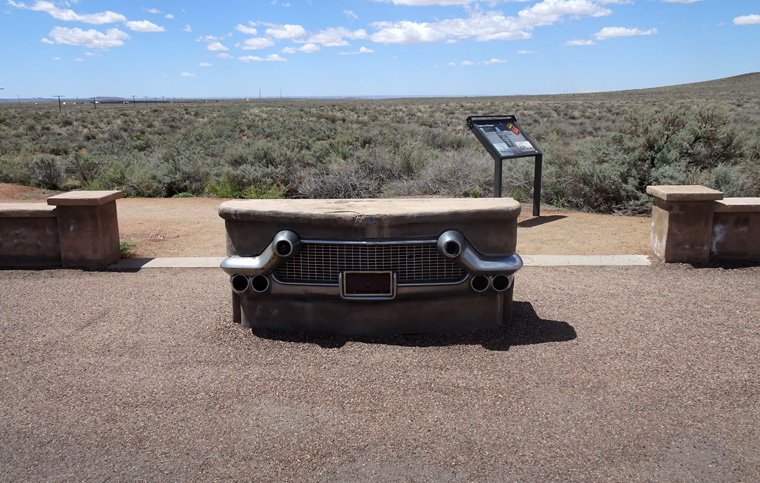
[443,240,461,258]
[491,274,512,292]
[470,275,489,293]
[275,240,293,257]
[251,275,270,293]
[230,274,250,294]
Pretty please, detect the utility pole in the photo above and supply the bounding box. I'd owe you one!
[132,95,136,108]
[54,94,64,112]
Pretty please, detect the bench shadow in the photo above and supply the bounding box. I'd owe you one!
[106,258,155,272]
[518,215,567,228]
[688,259,760,270]
[250,301,576,351]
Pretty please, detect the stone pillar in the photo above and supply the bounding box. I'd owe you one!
[646,185,723,263]
[47,190,124,269]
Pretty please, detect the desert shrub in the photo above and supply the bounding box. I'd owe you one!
[707,164,746,197]
[156,150,212,196]
[242,182,286,199]
[65,152,102,185]
[28,154,64,189]
[98,157,163,197]
[298,154,380,198]
[207,175,241,198]
[384,151,492,198]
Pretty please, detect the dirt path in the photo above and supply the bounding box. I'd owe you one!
[1,183,651,257]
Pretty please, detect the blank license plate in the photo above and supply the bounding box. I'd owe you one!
[342,271,393,298]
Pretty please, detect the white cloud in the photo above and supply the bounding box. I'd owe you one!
[235,23,258,35]
[181,72,197,77]
[371,20,446,44]
[297,43,321,53]
[483,58,507,64]
[447,62,457,67]
[47,26,130,49]
[344,9,358,19]
[9,0,127,24]
[41,37,54,44]
[594,26,657,40]
[370,1,612,45]
[461,60,475,66]
[565,39,595,45]
[52,56,61,60]
[339,46,375,55]
[216,53,233,59]
[125,20,165,33]
[517,50,536,54]
[183,25,192,33]
[74,57,84,62]
[662,0,702,3]
[236,37,275,50]
[207,41,229,51]
[238,54,287,62]
[281,44,320,53]
[265,23,308,40]
[308,27,368,47]
[147,8,161,14]
[734,14,760,25]
[199,62,212,67]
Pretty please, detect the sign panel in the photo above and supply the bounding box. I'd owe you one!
[467,116,540,160]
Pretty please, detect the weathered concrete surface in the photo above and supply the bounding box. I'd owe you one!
[220,198,521,256]
[646,185,724,202]
[647,186,724,263]
[712,198,760,261]
[48,191,124,269]
[0,204,60,267]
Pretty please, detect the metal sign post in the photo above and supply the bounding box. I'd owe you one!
[467,115,543,217]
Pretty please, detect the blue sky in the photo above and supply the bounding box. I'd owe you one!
[2,0,759,98]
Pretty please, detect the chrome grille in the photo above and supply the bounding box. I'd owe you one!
[274,240,467,285]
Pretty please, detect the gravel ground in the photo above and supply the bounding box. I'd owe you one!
[1,264,759,481]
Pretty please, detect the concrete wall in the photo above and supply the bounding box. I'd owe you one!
[0,190,124,269]
[647,186,760,263]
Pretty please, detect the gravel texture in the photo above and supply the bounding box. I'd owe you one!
[1,264,759,481]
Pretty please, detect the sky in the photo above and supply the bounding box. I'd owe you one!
[1,0,759,98]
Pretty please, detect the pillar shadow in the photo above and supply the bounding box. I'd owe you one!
[518,215,566,228]
[250,301,576,351]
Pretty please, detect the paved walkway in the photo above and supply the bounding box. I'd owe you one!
[1,263,758,481]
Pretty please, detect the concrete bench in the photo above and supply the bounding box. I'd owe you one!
[0,204,61,268]
[219,198,522,336]
[712,198,760,260]
[0,190,124,269]
[647,185,760,263]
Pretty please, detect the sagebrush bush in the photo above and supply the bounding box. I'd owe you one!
[28,154,64,190]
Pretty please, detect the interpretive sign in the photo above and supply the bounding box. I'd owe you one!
[467,115,543,216]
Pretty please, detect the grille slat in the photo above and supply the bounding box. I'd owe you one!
[274,241,466,285]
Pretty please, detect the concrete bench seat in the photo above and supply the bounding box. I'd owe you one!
[219,198,523,336]
[647,185,760,263]
[0,190,124,269]
[0,204,61,268]
[712,198,760,260]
